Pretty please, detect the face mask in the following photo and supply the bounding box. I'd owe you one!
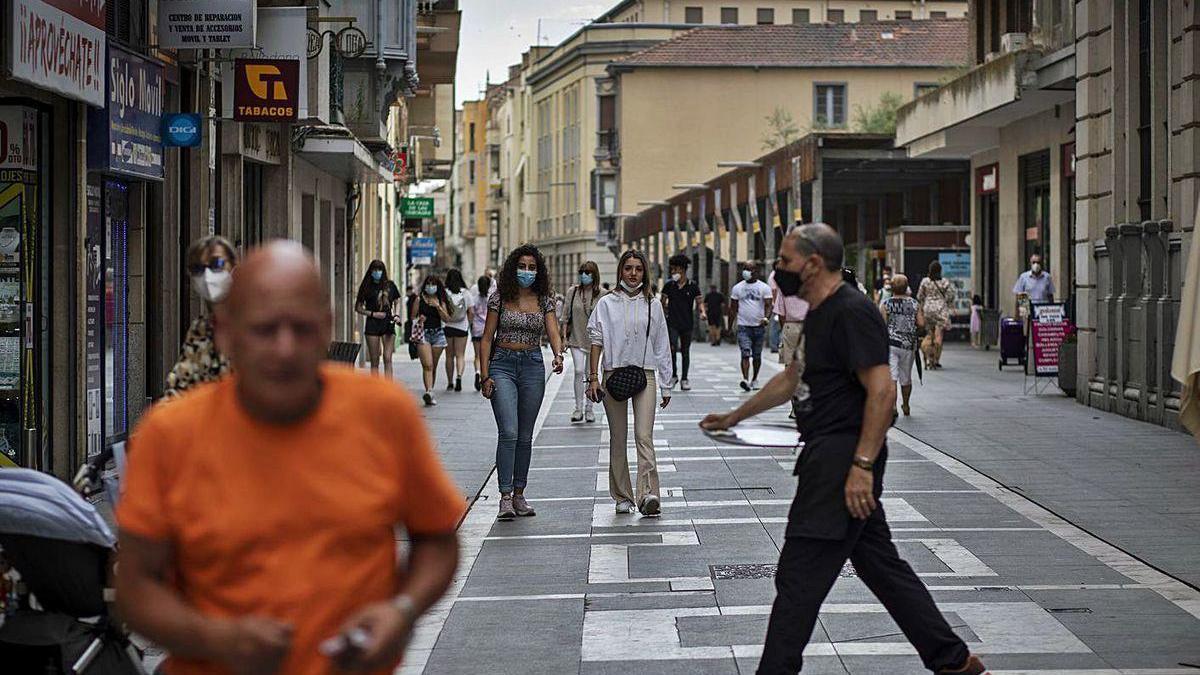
[672,273,682,283]
[424,285,438,295]
[1031,263,1042,274]
[742,270,752,281]
[192,269,232,303]
[620,280,643,293]
[516,269,537,288]
[371,269,383,282]
[579,272,593,286]
[774,268,802,297]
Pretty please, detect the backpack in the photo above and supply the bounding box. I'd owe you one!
[448,292,468,323]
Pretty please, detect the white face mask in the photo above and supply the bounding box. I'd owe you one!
[742,270,752,281]
[192,269,232,303]
[1031,263,1042,274]
[619,280,643,293]
[672,273,682,283]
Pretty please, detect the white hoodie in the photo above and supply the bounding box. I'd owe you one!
[587,289,674,397]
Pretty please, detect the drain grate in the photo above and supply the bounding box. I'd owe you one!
[710,564,778,580]
[1046,607,1092,614]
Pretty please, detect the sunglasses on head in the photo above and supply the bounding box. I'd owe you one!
[187,257,228,276]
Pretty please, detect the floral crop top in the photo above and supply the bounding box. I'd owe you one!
[488,293,556,346]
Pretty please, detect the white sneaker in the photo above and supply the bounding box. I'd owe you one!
[570,409,584,423]
[668,376,679,389]
[680,379,691,391]
[615,500,636,514]
[640,494,661,517]
[585,409,596,423]
[750,379,760,390]
[423,392,437,406]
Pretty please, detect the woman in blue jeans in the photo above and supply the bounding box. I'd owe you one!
[479,244,565,520]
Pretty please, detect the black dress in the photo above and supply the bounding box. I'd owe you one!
[364,281,401,336]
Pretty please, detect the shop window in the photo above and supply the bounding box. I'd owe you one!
[757,8,774,24]
[792,8,809,24]
[1019,150,1051,267]
[103,180,129,443]
[827,9,844,23]
[720,7,738,23]
[859,10,877,22]
[813,84,846,127]
[684,6,703,23]
[895,10,912,20]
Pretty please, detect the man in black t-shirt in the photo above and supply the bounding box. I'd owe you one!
[701,224,985,675]
[661,254,705,390]
[703,285,725,345]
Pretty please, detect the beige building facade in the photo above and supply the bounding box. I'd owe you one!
[596,0,966,24]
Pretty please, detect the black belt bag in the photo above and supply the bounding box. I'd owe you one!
[605,299,652,402]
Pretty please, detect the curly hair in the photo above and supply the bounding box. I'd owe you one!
[668,253,690,271]
[498,244,550,303]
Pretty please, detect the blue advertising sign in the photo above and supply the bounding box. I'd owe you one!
[87,46,164,180]
[938,252,972,318]
[162,113,202,147]
[409,237,436,265]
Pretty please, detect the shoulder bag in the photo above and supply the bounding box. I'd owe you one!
[605,298,652,402]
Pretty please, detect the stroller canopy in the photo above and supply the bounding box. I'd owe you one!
[0,468,116,549]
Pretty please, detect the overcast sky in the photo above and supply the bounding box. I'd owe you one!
[454,1,612,106]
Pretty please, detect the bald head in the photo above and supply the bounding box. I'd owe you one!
[226,240,326,318]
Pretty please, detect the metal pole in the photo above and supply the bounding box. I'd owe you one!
[698,193,708,300]
[748,173,760,262]
[660,209,669,278]
[685,199,696,264]
[765,166,777,265]
[729,181,742,292]
[713,188,724,293]
[672,204,683,254]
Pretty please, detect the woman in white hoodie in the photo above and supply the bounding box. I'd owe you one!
[587,249,673,516]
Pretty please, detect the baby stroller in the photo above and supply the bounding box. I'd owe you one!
[0,466,148,673]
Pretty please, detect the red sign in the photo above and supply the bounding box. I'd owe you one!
[42,0,105,28]
[976,163,999,195]
[233,59,299,122]
[1030,303,1070,377]
[394,147,408,183]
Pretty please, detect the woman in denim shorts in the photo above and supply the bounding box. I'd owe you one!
[416,274,451,406]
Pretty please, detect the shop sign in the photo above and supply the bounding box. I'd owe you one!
[1030,302,1070,377]
[162,112,201,147]
[976,163,999,195]
[158,0,256,48]
[937,251,971,318]
[0,107,37,171]
[408,236,436,265]
[232,59,298,121]
[8,0,106,106]
[241,123,283,164]
[221,7,308,120]
[401,197,434,219]
[87,46,165,181]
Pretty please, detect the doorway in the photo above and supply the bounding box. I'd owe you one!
[980,193,999,309]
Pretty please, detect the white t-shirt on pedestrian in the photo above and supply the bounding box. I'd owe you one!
[730,279,772,327]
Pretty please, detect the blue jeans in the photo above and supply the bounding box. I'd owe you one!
[490,347,546,494]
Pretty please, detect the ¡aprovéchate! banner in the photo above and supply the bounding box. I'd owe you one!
[8,0,107,106]
[1030,302,1069,377]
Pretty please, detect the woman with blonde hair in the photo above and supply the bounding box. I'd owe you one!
[563,260,603,423]
[917,260,954,369]
[164,236,238,399]
[587,249,672,517]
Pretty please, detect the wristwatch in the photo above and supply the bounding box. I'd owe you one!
[852,455,874,471]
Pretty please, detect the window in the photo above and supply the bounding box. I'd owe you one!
[914,82,940,97]
[792,8,809,23]
[684,6,703,23]
[931,11,947,19]
[468,123,475,151]
[1136,0,1152,221]
[827,9,844,23]
[895,10,912,20]
[813,84,846,127]
[469,160,475,184]
[720,7,738,23]
[756,8,774,24]
[859,10,877,22]
[1019,150,1051,265]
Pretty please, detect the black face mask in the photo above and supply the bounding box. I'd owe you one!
[775,267,803,297]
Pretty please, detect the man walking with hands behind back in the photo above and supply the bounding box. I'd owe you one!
[702,224,985,675]
[115,241,462,675]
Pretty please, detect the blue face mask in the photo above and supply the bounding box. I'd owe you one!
[371,269,383,282]
[579,272,593,286]
[424,285,438,296]
[517,269,537,288]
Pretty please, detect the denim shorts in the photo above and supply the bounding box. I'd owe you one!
[737,324,766,358]
[422,327,448,348]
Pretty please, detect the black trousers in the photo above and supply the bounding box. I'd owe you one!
[757,503,969,674]
[668,324,692,379]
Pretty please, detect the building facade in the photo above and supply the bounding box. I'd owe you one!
[896,0,1199,429]
[594,0,966,24]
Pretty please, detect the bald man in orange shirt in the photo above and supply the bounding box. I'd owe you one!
[116,241,462,675]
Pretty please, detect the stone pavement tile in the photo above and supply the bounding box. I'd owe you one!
[1101,649,1200,669]
[714,578,777,607]
[837,655,927,674]
[964,652,1113,670]
[580,658,739,674]
[819,611,980,644]
[676,613,782,649]
[1021,587,1198,615]
[422,598,583,674]
[583,590,718,611]
[736,656,850,673]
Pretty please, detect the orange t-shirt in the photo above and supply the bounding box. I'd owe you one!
[117,365,464,675]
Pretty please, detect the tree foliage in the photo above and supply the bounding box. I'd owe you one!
[760,107,801,151]
[852,91,905,135]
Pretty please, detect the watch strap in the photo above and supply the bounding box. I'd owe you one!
[852,455,874,471]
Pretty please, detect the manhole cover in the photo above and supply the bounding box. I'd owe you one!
[710,564,778,579]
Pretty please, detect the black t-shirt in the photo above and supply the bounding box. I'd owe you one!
[704,291,725,321]
[419,296,443,330]
[663,279,701,329]
[797,283,889,440]
[364,281,401,314]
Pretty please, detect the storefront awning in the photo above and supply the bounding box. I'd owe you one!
[295,136,393,184]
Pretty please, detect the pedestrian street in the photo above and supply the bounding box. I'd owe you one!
[404,344,1200,674]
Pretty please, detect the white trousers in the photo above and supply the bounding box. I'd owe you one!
[570,347,594,412]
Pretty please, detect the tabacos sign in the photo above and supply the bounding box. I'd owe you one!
[232,58,298,122]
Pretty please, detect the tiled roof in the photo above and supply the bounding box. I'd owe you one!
[613,20,968,69]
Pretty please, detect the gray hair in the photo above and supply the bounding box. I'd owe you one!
[786,223,843,271]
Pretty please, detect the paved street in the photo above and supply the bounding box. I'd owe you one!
[386,341,1200,674]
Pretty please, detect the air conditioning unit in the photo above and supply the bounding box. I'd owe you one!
[1000,32,1028,54]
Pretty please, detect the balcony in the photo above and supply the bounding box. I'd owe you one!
[594,129,619,166]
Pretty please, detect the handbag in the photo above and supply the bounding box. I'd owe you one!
[604,299,652,402]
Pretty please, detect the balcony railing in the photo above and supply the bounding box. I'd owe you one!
[594,129,619,164]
